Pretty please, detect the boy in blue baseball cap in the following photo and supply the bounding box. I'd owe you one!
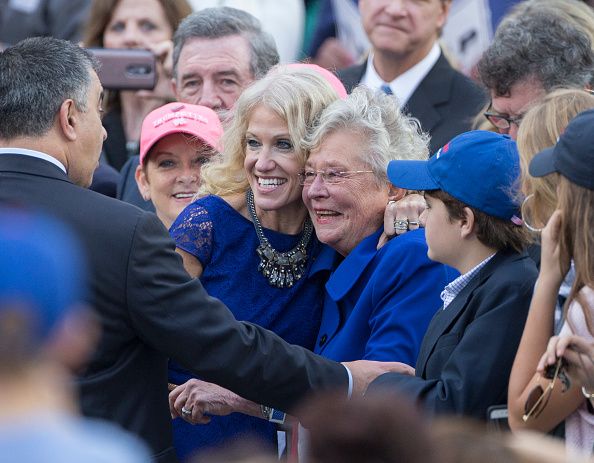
[369,130,538,420]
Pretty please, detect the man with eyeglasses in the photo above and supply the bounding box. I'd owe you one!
[477,3,594,140]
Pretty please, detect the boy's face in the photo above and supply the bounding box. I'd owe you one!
[421,194,463,268]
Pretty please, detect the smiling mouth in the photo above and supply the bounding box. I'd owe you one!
[172,193,196,199]
[257,177,287,189]
[314,209,340,218]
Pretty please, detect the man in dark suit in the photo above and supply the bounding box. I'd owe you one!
[370,131,538,420]
[338,0,485,154]
[0,37,403,463]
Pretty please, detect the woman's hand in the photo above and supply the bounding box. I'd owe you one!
[538,334,594,392]
[169,379,241,424]
[539,210,569,288]
[377,193,426,249]
[136,39,175,102]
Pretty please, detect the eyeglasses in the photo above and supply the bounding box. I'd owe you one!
[298,169,374,186]
[522,357,570,422]
[483,110,524,130]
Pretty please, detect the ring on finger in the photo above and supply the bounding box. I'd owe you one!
[394,218,409,232]
[181,406,192,416]
[408,220,420,227]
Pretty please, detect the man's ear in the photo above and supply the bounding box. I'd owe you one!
[459,206,475,239]
[437,0,453,30]
[387,185,406,201]
[135,164,151,201]
[58,99,78,142]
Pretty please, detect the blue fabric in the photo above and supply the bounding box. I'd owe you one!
[168,195,324,460]
[387,131,520,220]
[380,84,393,95]
[311,228,457,364]
[0,207,87,342]
[369,250,538,420]
[0,413,150,463]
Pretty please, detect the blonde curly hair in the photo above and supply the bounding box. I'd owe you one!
[198,66,341,197]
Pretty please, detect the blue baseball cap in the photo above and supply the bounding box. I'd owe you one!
[387,130,521,220]
[529,108,594,190]
[0,207,88,344]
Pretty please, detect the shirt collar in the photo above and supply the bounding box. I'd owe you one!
[0,148,67,173]
[362,42,441,105]
[440,253,495,310]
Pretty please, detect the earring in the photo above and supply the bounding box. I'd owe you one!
[521,194,543,233]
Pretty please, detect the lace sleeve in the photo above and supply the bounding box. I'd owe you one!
[169,203,214,266]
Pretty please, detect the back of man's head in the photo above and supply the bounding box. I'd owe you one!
[478,9,594,97]
[0,37,97,140]
[172,7,279,81]
[0,207,88,374]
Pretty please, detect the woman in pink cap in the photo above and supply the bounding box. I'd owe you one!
[134,102,223,229]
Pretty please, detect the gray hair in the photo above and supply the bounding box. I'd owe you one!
[303,86,430,184]
[477,8,594,96]
[0,37,97,139]
[172,7,279,80]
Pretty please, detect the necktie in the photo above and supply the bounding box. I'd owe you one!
[381,83,393,95]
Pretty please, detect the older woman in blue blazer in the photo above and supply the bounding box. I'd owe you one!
[302,86,457,365]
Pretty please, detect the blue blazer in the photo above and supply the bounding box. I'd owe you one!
[369,250,538,420]
[311,228,457,365]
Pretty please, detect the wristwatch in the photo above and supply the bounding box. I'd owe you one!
[260,405,286,424]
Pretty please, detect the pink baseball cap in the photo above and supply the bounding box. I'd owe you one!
[287,63,347,99]
[139,102,223,166]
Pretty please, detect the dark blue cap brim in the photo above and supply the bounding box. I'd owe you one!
[387,160,439,190]
[529,146,557,178]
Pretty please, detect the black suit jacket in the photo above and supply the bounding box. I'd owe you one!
[369,250,537,420]
[338,53,486,155]
[0,154,346,462]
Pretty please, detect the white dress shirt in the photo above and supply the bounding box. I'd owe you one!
[0,147,66,173]
[361,42,441,106]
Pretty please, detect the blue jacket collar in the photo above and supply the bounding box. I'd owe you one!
[320,228,383,301]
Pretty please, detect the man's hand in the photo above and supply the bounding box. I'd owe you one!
[343,360,415,396]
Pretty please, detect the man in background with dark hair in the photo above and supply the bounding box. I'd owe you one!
[478,4,594,139]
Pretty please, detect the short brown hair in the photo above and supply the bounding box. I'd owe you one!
[426,190,529,253]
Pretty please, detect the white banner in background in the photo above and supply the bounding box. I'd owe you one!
[442,0,493,75]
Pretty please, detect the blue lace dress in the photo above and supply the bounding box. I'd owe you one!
[168,195,324,460]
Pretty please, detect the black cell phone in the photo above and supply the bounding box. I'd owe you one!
[88,48,156,90]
